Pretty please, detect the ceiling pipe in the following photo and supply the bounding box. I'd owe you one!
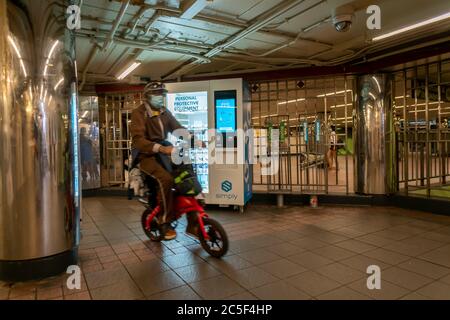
[163,0,309,79]
[205,0,307,58]
[81,15,160,36]
[122,6,149,37]
[113,9,164,79]
[143,10,162,36]
[79,44,100,90]
[117,41,210,63]
[81,2,331,55]
[83,7,162,78]
[81,11,308,46]
[79,0,130,90]
[76,32,211,63]
[72,0,326,52]
[302,16,331,33]
[77,28,208,51]
[264,0,326,31]
[178,38,450,82]
[109,0,249,27]
[78,26,327,65]
[102,0,130,51]
[240,32,326,59]
[307,20,450,64]
[180,0,213,19]
[105,47,133,75]
[223,53,323,65]
[251,16,338,57]
[213,57,276,68]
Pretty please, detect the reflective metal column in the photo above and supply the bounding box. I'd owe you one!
[0,0,80,281]
[354,74,397,194]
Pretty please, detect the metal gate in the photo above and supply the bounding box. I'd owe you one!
[96,62,450,200]
[394,60,450,198]
[250,77,354,195]
[101,92,143,186]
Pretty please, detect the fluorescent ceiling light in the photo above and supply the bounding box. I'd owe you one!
[317,90,352,98]
[329,103,352,108]
[408,107,450,113]
[117,62,141,80]
[252,115,279,120]
[372,12,450,41]
[277,98,306,105]
[395,101,445,108]
[395,95,410,99]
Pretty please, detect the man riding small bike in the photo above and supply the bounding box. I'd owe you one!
[130,82,198,241]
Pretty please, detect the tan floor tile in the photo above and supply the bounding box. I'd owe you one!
[37,286,63,300]
[64,291,92,300]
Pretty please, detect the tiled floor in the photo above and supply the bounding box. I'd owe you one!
[1,197,450,300]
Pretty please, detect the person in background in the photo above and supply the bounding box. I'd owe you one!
[327,125,338,170]
[79,126,95,181]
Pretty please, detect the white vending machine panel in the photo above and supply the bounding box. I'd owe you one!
[166,91,209,193]
[166,79,252,207]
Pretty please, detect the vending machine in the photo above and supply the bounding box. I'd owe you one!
[166,79,252,211]
[166,90,209,193]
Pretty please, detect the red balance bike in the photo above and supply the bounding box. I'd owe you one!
[138,153,228,258]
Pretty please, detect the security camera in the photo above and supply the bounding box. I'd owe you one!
[331,4,354,32]
[332,14,353,32]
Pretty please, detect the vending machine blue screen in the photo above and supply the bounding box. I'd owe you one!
[214,90,237,148]
[216,101,236,132]
[215,91,237,133]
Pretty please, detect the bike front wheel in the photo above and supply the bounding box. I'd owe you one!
[141,209,162,241]
[198,218,228,258]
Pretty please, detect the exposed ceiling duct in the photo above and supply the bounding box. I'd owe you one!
[162,0,314,79]
[80,0,130,90]
[73,0,450,86]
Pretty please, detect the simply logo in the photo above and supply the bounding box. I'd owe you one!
[221,180,232,193]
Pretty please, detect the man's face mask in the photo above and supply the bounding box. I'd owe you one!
[148,95,165,109]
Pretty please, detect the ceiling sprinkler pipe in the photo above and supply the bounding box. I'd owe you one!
[79,45,100,91]
[102,0,130,51]
[164,0,307,79]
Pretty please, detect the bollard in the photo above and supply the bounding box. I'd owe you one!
[310,195,318,208]
[277,194,284,208]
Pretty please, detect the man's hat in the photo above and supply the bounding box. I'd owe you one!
[144,82,167,96]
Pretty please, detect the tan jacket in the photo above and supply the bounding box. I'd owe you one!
[130,102,185,155]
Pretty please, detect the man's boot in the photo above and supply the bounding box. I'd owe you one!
[161,223,177,240]
[185,212,199,238]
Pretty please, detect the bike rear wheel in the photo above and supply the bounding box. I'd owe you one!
[198,218,228,258]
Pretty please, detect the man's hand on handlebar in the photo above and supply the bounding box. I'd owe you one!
[159,145,174,155]
[195,140,206,148]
